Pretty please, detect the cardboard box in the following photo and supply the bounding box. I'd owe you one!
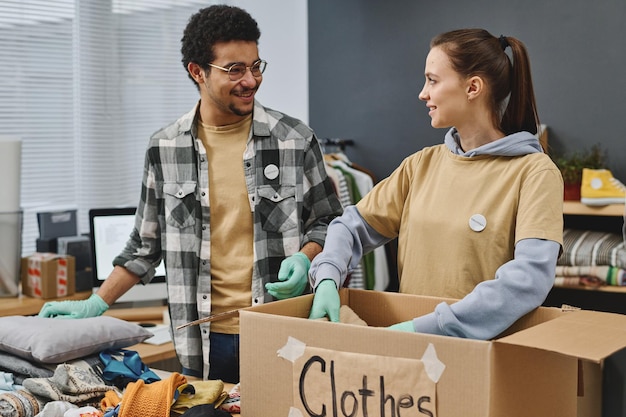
[21,253,75,299]
[57,235,93,292]
[239,289,626,417]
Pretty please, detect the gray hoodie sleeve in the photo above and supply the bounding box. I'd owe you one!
[410,238,560,339]
[309,205,392,290]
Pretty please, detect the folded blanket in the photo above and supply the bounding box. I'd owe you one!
[559,229,626,269]
[555,265,626,286]
[22,363,112,408]
[554,276,606,288]
[0,352,53,385]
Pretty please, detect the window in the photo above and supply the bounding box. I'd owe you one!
[0,0,308,257]
[0,0,205,255]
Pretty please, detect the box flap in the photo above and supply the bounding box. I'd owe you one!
[497,310,626,362]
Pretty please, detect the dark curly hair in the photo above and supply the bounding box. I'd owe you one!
[181,5,261,85]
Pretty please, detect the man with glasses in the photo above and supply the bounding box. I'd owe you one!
[39,5,343,384]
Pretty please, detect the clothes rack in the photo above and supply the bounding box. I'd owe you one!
[319,138,354,152]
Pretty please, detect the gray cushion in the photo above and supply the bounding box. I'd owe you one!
[0,315,152,363]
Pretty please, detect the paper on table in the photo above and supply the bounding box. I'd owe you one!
[143,324,173,345]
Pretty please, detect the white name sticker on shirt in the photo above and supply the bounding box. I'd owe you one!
[469,214,487,232]
[264,164,279,180]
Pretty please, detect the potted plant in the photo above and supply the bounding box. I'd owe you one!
[553,144,606,201]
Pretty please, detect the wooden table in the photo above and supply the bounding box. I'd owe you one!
[0,291,92,316]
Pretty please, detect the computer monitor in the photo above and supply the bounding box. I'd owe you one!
[88,207,167,305]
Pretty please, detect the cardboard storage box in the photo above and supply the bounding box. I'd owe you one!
[240,288,626,417]
[21,253,75,299]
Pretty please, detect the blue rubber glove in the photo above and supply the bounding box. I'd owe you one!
[309,279,340,322]
[265,252,311,300]
[388,320,415,332]
[38,293,109,319]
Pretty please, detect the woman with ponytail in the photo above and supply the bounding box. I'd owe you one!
[308,29,564,340]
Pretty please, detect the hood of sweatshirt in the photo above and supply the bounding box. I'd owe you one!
[444,127,543,157]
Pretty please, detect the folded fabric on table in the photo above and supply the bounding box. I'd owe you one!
[0,352,53,385]
[0,389,41,417]
[99,349,160,390]
[22,363,115,408]
[554,276,606,288]
[171,380,227,415]
[0,351,104,389]
[219,383,240,415]
[118,372,186,417]
[555,265,626,286]
[0,372,22,394]
[559,229,626,269]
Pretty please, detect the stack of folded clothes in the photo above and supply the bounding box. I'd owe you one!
[555,228,626,288]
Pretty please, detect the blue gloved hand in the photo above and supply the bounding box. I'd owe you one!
[388,320,415,332]
[308,279,340,322]
[265,252,311,300]
[38,293,109,319]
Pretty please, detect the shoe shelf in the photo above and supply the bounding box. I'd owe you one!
[563,201,624,217]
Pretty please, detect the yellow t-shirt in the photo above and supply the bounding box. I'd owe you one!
[198,115,253,333]
[357,144,563,298]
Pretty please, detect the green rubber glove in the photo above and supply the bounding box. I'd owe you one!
[265,252,311,300]
[388,320,415,332]
[308,279,340,322]
[38,293,109,319]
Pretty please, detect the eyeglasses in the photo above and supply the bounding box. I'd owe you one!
[207,59,267,81]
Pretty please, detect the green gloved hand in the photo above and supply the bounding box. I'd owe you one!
[388,320,415,332]
[38,293,109,319]
[265,252,311,300]
[308,279,340,322]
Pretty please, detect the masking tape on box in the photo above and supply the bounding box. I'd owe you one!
[56,257,68,297]
[27,253,69,297]
[277,337,445,383]
[27,257,43,297]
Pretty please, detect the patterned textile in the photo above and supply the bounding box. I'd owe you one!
[558,228,626,269]
[0,390,41,417]
[555,265,626,287]
[22,363,112,407]
[218,383,240,415]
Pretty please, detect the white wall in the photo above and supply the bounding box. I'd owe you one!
[233,0,309,123]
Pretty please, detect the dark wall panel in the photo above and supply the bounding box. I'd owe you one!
[309,0,626,183]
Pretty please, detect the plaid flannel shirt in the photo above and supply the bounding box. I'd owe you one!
[113,100,343,376]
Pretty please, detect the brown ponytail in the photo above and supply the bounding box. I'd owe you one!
[431,29,540,135]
